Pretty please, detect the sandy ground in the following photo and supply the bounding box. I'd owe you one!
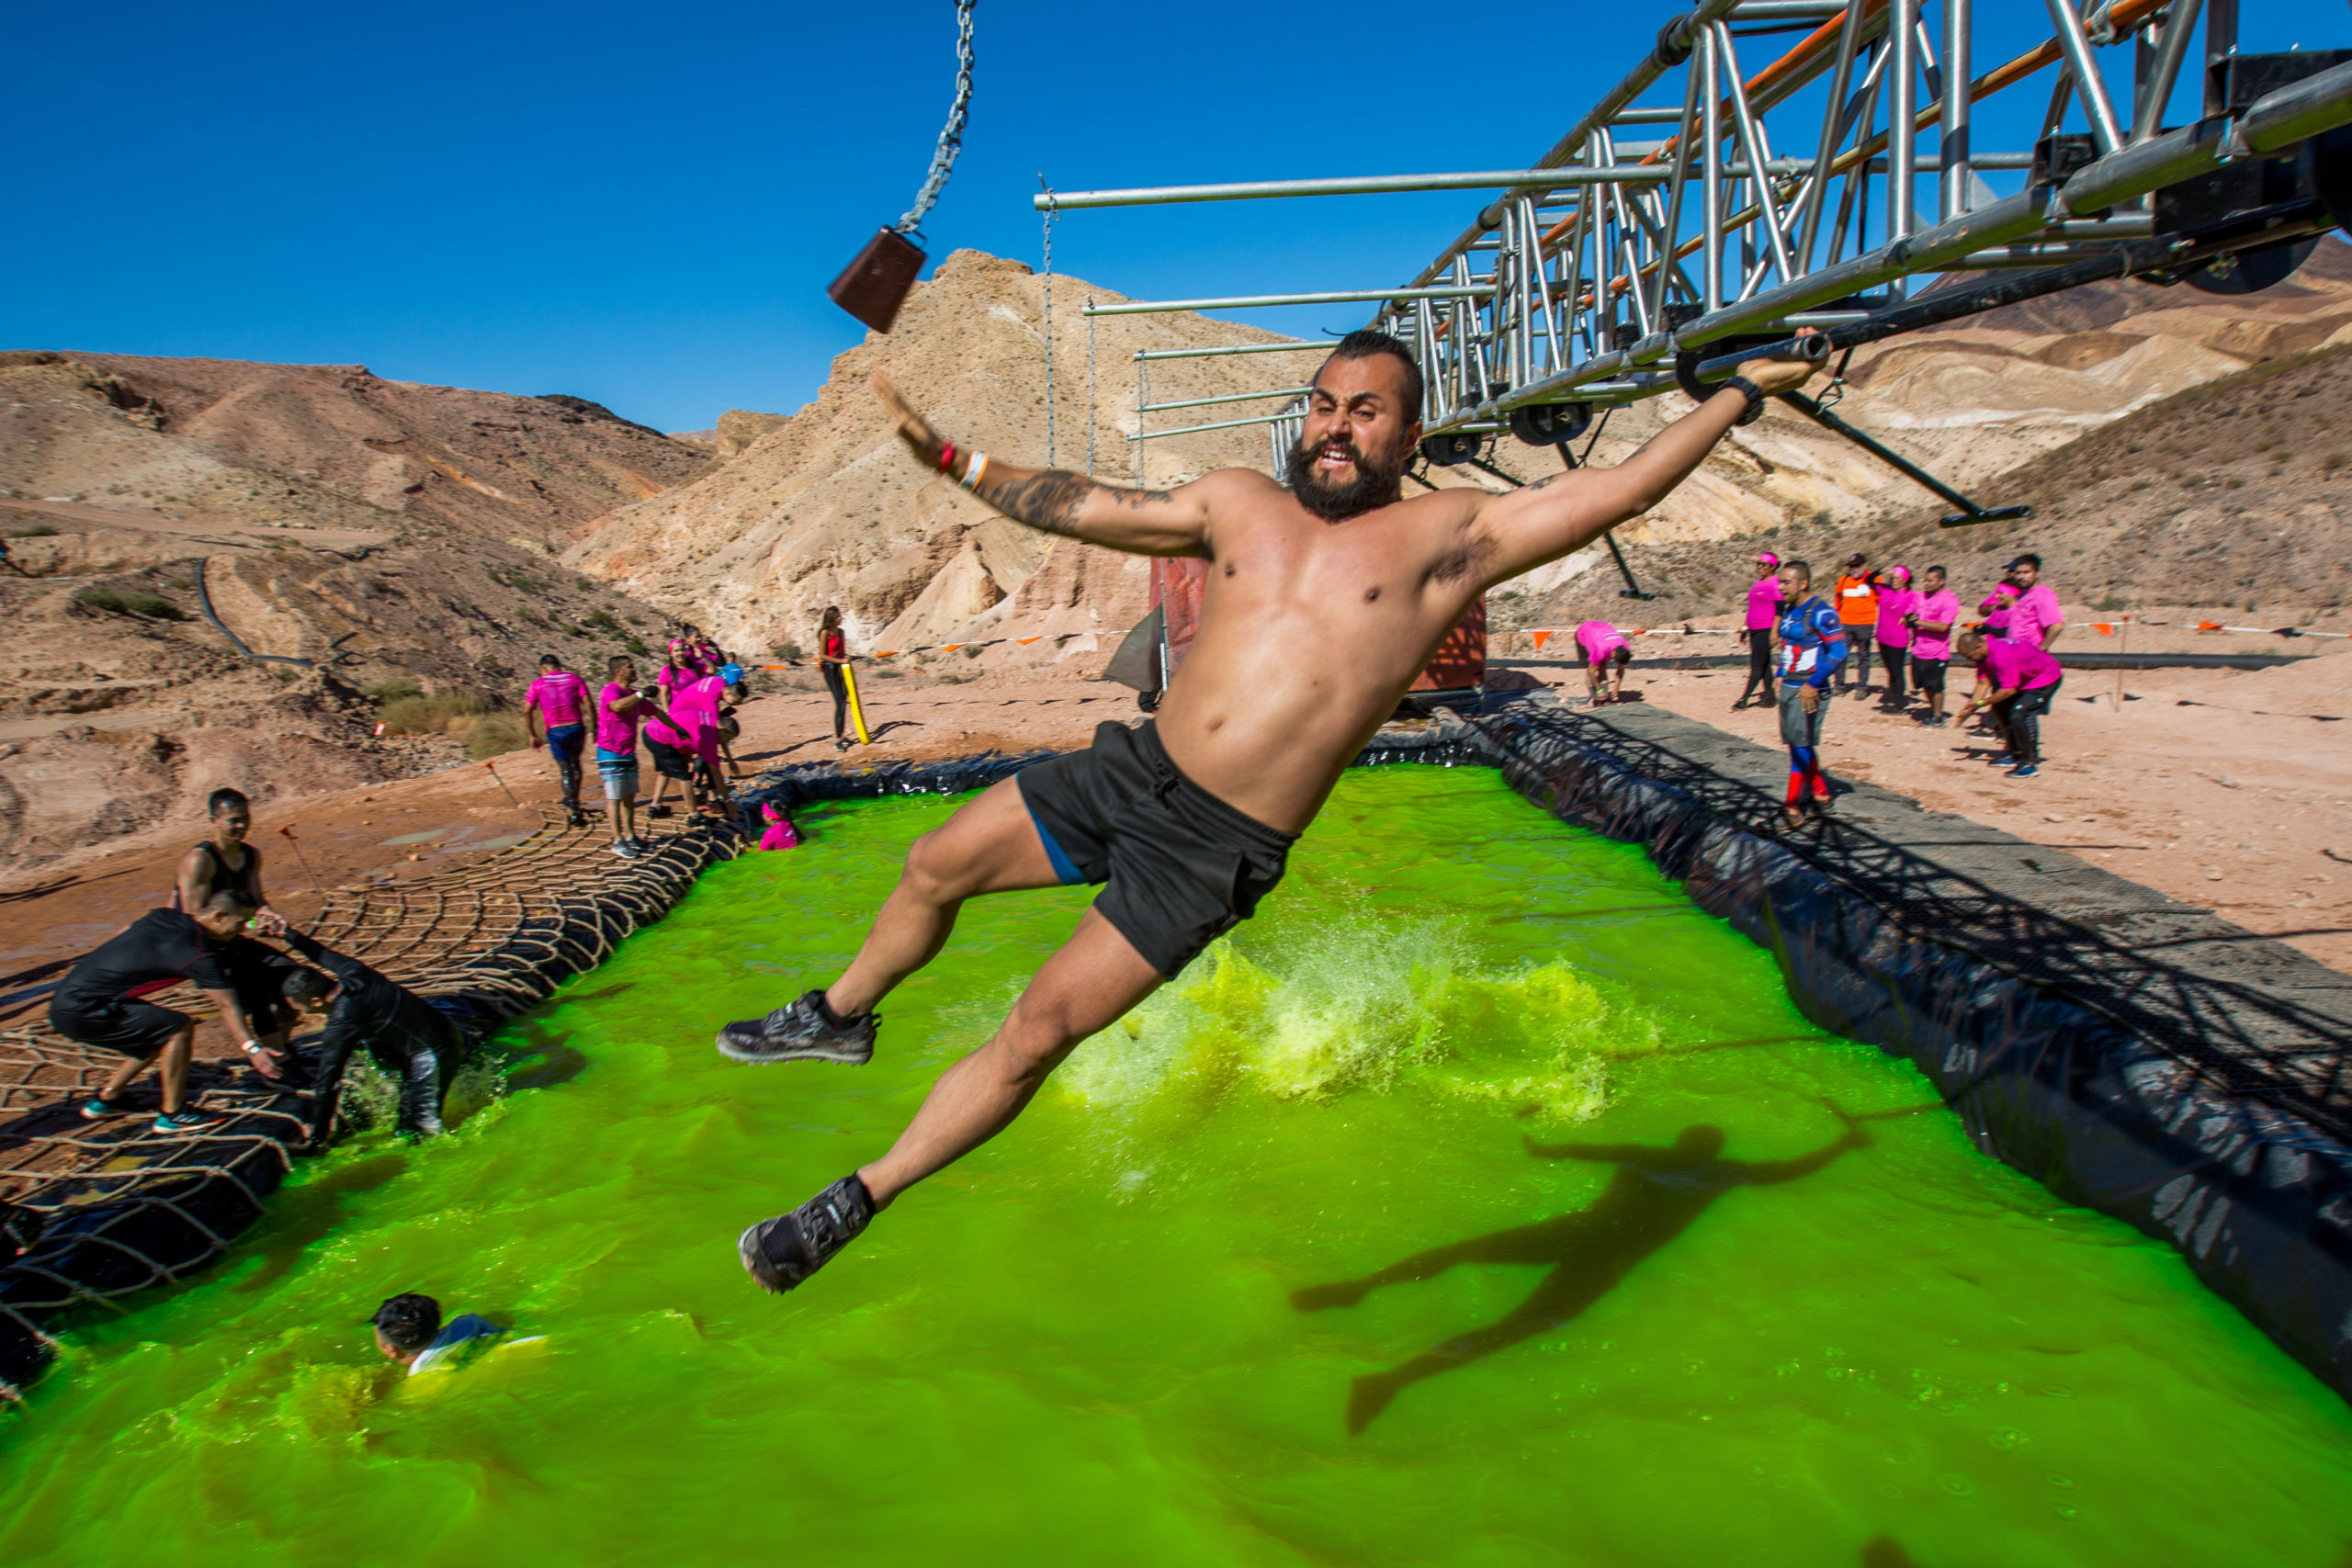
[1559,645,2352,972]
[0,671,1138,1010]
[6,651,2344,1032]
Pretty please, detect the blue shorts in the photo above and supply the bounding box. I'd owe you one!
[595,747,639,800]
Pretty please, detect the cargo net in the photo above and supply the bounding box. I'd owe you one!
[0,812,739,1393]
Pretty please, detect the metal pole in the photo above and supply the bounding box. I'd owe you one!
[1086,309,1096,477]
[1138,386,1314,413]
[2044,0,2126,153]
[1032,166,1683,209]
[2132,0,2202,142]
[1135,342,1331,361]
[1890,0,1917,246]
[1941,0,1973,220]
[1086,285,1493,317]
[1797,0,1869,266]
[1714,21,1797,286]
[1702,25,1726,312]
[2201,0,2238,118]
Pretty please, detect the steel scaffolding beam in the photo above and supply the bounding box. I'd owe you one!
[1041,2,2351,446]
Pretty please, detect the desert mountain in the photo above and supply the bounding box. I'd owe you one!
[1532,339,2352,627]
[0,352,707,875]
[572,243,2352,662]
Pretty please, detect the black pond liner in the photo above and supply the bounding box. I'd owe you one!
[1386,711,2352,1408]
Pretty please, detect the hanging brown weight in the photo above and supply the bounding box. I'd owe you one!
[828,228,928,333]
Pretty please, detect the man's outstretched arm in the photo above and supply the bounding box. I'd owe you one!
[1469,351,1823,585]
[873,370,1245,557]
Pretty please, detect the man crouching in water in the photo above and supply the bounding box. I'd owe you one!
[277,925,470,1143]
[716,331,1822,1292]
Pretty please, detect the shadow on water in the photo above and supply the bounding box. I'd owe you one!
[1860,1538,1923,1567]
[229,1152,410,1295]
[499,1021,589,1091]
[1295,1121,1870,1434]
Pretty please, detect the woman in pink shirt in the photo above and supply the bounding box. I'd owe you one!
[1736,551,1782,710]
[1575,620,1632,705]
[1953,628,2064,778]
[1871,566,1917,712]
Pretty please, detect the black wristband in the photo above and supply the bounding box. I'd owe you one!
[1721,375,1767,425]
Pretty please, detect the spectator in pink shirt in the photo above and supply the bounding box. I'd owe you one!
[1575,620,1632,706]
[2004,553,2066,652]
[523,654,593,827]
[1871,566,1917,711]
[1953,627,2064,778]
[1735,552,1783,710]
[1903,566,1962,728]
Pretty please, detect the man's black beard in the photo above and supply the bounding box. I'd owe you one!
[1285,434,1408,521]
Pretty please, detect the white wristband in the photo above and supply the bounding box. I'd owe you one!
[240,1040,262,1055]
[958,452,989,491]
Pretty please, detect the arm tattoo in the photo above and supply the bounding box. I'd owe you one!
[977,468,1170,537]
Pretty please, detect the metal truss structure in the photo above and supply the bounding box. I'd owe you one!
[1043,0,2352,487]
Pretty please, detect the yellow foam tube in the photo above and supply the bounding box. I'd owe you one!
[841,661,872,745]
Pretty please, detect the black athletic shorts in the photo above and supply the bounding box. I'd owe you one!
[1910,654,1949,694]
[49,997,189,1058]
[1015,720,1296,979]
[645,738,695,782]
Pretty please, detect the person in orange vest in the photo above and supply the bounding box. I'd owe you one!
[1832,552,1884,698]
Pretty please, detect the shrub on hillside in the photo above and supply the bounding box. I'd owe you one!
[446,709,530,760]
[379,691,484,734]
[365,678,424,703]
[77,588,187,620]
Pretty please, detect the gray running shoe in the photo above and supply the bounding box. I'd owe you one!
[609,839,640,860]
[716,989,876,1065]
[739,1175,875,1293]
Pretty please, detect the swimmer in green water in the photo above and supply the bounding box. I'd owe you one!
[369,1292,505,1375]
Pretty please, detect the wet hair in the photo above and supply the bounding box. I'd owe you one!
[2008,553,2042,571]
[207,787,249,818]
[1781,558,1813,586]
[201,888,257,918]
[372,1292,441,1353]
[1318,330,1424,420]
[539,653,563,671]
[283,967,335,1007]
[607,654,634,678]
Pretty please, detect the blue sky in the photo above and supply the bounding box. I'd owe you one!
[2,1,2324,431]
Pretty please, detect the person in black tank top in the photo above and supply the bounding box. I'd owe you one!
[173,787,300,1058]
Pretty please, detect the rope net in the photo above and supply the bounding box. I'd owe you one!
[0,812,740,1390]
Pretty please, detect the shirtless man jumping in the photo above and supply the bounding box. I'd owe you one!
[717,330,1821,1292]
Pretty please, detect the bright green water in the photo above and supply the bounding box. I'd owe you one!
[5,768,2350,1567]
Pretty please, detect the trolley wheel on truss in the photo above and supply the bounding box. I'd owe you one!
[1420,431,1484,467]
[1507,401,1592,447]
[2185,235,2321,295]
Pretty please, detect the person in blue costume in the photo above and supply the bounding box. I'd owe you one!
[1771,558,1847,831]
[370,1292,504,1375]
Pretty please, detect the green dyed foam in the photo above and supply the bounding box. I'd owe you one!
[5,768,2348,1566]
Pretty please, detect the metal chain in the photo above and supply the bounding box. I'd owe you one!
[894,0,978,237]
[1040,184,1056,468]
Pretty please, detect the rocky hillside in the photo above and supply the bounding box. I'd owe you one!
[0,353,707,876]
[574,243,2352,665]
[1532,341,2352,629]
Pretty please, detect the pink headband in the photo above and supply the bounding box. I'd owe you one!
[1757,552,1781,567]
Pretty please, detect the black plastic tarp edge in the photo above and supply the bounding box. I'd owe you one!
[1450,714,2352,1406]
